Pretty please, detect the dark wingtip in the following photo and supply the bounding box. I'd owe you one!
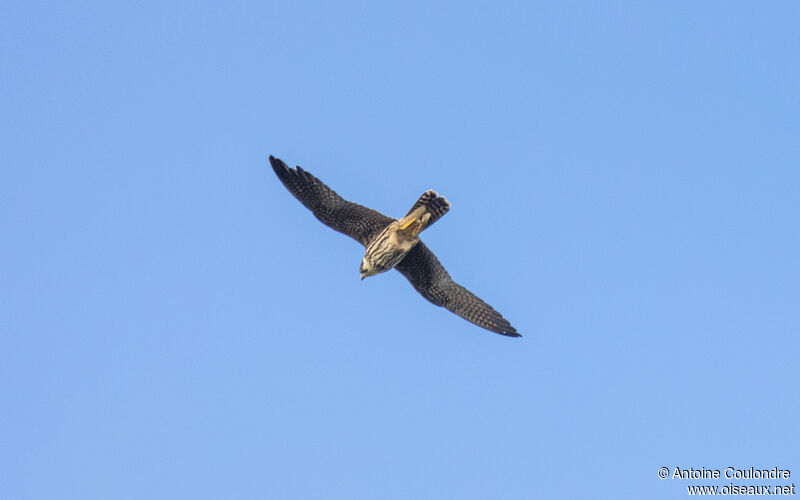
[490,316,520,338]
[269,155,292,177]
[268,154,282,169]
[497,327,521,338]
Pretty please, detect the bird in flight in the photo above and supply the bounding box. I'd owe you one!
[269,155,520,337]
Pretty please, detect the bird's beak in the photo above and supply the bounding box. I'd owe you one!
[360,274,365,281]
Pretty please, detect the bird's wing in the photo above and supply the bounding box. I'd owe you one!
[270,156,394,246]
[395,243,520,337]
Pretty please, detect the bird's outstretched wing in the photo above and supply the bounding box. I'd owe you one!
[395,243,520,337]
[270,156,394,246]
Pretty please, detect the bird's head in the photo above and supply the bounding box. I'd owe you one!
[359,258,377,280]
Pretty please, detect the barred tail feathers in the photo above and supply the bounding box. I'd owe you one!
[401,190,450,234]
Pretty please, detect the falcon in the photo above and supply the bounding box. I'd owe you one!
[269,155,520,337]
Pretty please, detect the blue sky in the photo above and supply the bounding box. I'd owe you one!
[2,1,798,498]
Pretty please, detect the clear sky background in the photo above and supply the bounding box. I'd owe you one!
[2,2,798,499]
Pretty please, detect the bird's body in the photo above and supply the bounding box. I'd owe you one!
[360,223,418,278]
[269,155,520,337]
[360,190,450,279]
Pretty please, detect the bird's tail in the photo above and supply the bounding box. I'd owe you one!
[397,190,450,238]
